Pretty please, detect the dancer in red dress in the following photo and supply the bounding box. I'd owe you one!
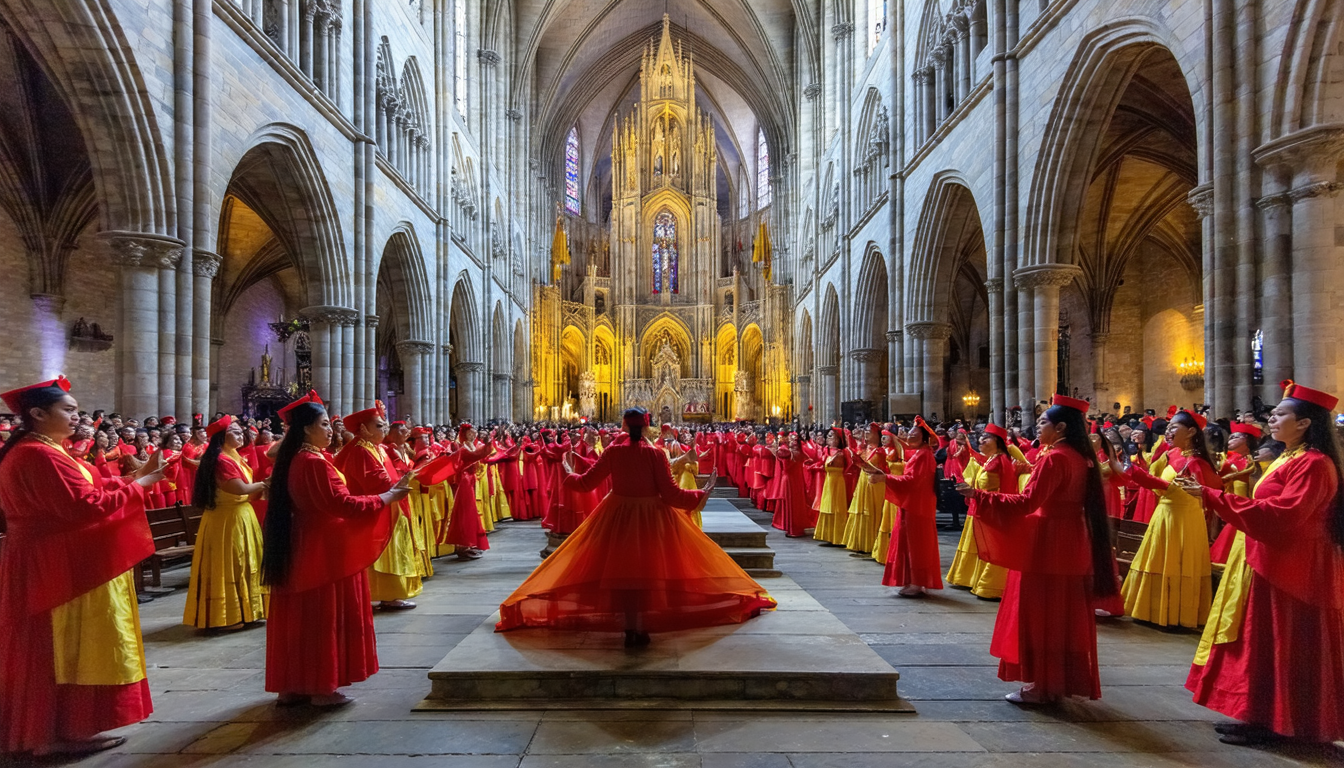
[497,408,776,647]
[1176,381,1344,746]
[0,377,164,757]
[957,394,1119,704]
[861,417,941,596]
[261,394,411,707]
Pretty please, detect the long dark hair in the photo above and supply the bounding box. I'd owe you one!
[1043,405,1118,597]
[623,407,648,443]
[192,429,230,510]
[1171,411,1216,471]
[1285,398,1344,547]
[261,403,325,586]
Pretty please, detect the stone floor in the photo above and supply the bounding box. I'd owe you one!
[45,505,1344,768]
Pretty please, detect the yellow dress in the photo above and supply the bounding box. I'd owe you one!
[425,478,457,557]
[944,458,1008,599]
[873,453,903,564]
[407,477,438,577]
[363,443,423,602]
[841,449,884,553]
[182,453,269,628]
[1120,461,1213,628]
[474,466,496,531]
[489,464,512,521]
[812,463,850,545]
[676,454,702,528]
[53,571,147,685]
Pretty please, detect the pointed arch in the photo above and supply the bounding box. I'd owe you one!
[373,224,433,342]
[820,282,841,369]
[907,172,986,322]
[448,271,482,364]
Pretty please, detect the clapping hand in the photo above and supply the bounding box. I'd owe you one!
[1171,475,1204,497]
[134,451,166,487]
[562,452,575,475]
[954,481,974,499]
[700,473,716,492]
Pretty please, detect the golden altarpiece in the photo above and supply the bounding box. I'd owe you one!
[531,18,791,424]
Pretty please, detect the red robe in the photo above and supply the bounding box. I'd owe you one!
[265,449,394,695]
[770,447,814,536]
[1188,449,1344,741]
[880,447,942,588]
[441,443,493,551]
[973,447,1103,699]
[178,440,206,506]
[0,436,154,752]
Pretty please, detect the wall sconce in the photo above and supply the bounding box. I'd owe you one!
[1178,358,1205,391]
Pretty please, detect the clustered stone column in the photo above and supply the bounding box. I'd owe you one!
[905,322,952,420]
[1012,264,1081,406]
[794,374,812,424]
[395,340,435,421]
[104,233,185,419]
[849,347,884,409]
[454,361,485,424]
[816,365,839,425]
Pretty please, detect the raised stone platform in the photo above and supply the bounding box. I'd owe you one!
[417,575,911,712]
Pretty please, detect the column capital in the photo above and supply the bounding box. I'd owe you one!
[886,329,902,342]
[850,347,884,363]
[365,314,380,328]
[804,83,822,100]
[31,293,64,314]
[492,372,513,382]
[395,339,435,356]
[816,365,838,376]
[1288,180,1344,202]
[192,250,222,277]
[1253,123,1344,173]
[100,231,185,269]
[477,48,501,66]
[831,23,854,41]
[1186,184,1214,219]
[1012,263,1081,290]
[984,277,1003,292]
[506,108,523,121]
[300,305,359,325]
[456,361,485,373]
[904,321,953,340]
[1090,331,1110,344]
[795,374,812,384]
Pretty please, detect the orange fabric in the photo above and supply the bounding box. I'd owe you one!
[496,441,776,633]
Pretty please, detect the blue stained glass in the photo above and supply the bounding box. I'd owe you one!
[565,128,580,215]
[653,211,677,294]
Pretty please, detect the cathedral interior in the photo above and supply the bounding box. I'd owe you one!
[1,0,1342,425]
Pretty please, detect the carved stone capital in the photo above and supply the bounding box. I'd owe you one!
[441,344,453,356]
[101,232,185,270]
[905,322,953,340]
[192,250,222,278]
[1253,123,1344,173]
[1255,192,1291,211]
[477,49,501,66]
[31,293,64,314]
[300,305,359,326]
[795,375,812,385]
[804,83,822,101]
[1289,180,1344,202]
[395,339,435,356]
[492,372,512,382]
[816,365,839,376]
[456,361,485,373]
[1090,331,1110,344]
[1186,184,1214,219]
[832,22,854,40]
[365,314,380,328]
[983,277,1003,293]
[506,108,522,121]
[1012,263,1082,290]
[850,347,884,363]
[886,330,902,343]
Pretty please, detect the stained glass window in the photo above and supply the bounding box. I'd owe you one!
[653,210,678,294]
[869,0,887,53]
[756,129,771,210]
[454,0,467,115]
[564,128,580,215]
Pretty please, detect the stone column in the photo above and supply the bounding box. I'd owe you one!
[440,344,453,423]
[817,365,838,425]
[850,347,883,409]
[932,50,949,125]
[906,322,952,420]
[886,329,901,415]
[985,277,1004,421]
[1013,264,1082,405]
[1187,184,1216,407]
[1091,331,1110,406]
[395,340,433,422]
[456,361,485,423]
[921,66,936,138]
[338,311,357,412]
[953,15,971,103]
[191,252,221,416]
[1255,181,1293,399]
[104,233,184,420]
[795,374,812,425]
[493,373,512,420]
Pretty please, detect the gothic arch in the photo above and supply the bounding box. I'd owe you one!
[492,301,510,376]
[852,244,890,408]
[0,0,175,235]
[373,225,433,342]
[819,282,841,369]
[1272,0,1344,136]
[639,314,693,378]
[219,124,350,307]
[1022,21,1203,269]
[448,272,482,364]
[907,172,985,322]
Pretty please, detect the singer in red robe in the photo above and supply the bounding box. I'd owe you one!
[868,419,941,596]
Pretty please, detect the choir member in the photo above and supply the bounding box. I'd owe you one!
[812,428,851,546]
[1177,381,1344,745]
[945,424,1015,599]
[0,377,164,756]
[841,423,887,555]
[864,417,941,597]
[262,395,411,707]
[182,415,269,630]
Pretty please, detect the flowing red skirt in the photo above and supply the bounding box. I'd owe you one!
[771,476,815,537]
[1208,524,1235,565]
[882,508,943,588]
[442,480,490,551]
[992,570,1102,699]
[497,494,777,633]
[0,607,151,753]
[1186,575,1344,741]
[265,571,379,695]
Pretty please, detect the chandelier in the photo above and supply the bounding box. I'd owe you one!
[962,390,981,410]
[1178,358,1205,391]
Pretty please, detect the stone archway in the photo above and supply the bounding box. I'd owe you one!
[818,283,841,424]
[851,246,889,416]
[448,275,483,423]
[373,227,434,421]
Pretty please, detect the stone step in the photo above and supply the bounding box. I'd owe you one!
[722,547,776,570]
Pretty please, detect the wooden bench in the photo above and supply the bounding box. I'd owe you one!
[1110,518,1149,579]
[142,503,200,588]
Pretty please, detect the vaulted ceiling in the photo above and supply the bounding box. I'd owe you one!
[511,0,808,218]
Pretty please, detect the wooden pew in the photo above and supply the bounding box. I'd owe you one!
[1110,518,1148,580]
[143,503,198,588]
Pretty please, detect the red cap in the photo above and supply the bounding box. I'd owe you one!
[1281,379,1339,411]
[278,390,324,424]
[1178,409,1208,430]
[389,419,406,427]
[984,423,1008,441]
[1231,423,1262,437]
[1140,416,1155,428]
[912,415,935,441]
[1051,394,1090,414]
[457,422,475,440]
[206,414,233,438]
[1166,405,1179,419]
[411,426,432,437]
[1,375,71,414]
[161,416,176,426]
[660,423,673,435]
[343,401,385,432]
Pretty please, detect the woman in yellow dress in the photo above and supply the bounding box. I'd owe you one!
[1118,410,1221,629]
[183,416,269,630]
[670,442,704,527]
[812,428,851,545]
[842,424,886,555]
[944,424,1015,598]
[873,429,903,565]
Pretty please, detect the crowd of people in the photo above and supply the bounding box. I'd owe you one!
[0,376,1341,757]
